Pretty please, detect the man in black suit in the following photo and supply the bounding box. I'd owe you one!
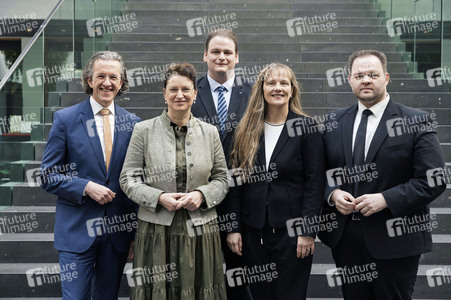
[191,29,252,299]
[319,50,446,299]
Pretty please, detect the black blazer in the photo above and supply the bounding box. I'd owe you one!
[226,111,326,237]
[318,100,446,259]
[192,76,252,163]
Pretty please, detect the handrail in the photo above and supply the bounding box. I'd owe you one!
[0,0,65,90]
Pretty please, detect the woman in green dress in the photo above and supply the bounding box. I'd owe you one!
[120,63,228,299]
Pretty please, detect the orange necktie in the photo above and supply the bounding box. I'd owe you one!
[100,108,112,172]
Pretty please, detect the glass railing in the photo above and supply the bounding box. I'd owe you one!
[0,0,126,204]
[375,0,449,77]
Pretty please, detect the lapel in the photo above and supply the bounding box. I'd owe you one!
[257,134,266,169]
[267,110,295,167]
[106,104,126,179]
[343,105,357,168]
[365,100,396,164]
[80,99,107,176]
[196,77,217,121]
[228,79,247,118]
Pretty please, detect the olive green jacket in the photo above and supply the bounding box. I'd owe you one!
[120,111,229,226]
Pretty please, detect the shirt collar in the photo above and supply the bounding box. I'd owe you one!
[357,94,390,118]
[90,96,115,116]
[161,110,193,129]
[207,73,235,93]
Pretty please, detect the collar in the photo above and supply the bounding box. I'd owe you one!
[90,96,115,116]
[357,94,390,118]
[160,110,194,129]
[207,73,235,93]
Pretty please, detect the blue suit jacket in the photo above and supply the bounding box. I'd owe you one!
[40,98,141,253]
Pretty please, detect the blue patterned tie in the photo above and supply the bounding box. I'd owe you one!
[216,86,228,134]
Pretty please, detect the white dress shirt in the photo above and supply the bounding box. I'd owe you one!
[90,96,115,163]
[264,121,284,169]
[352,95,390,159]
[207,73,235,111]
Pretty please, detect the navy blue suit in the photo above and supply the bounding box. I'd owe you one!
[40,98,140,299]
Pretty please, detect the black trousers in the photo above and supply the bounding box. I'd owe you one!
[241,221,313,300]
[331,217,420,300]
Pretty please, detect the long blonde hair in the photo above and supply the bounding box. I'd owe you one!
[230,63,305,175]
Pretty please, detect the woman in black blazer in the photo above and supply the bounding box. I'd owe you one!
[226,63,326,299]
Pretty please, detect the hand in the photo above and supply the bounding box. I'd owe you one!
[158,193,185,211]
[355,193,387,217]
[227,232,242,256]
[297,236,315,259]
[127,241,134,262]
[85,181,115,205]
[331,189,356,215]
[176,191,203,211]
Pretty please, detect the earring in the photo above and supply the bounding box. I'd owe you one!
[164,101,167,104]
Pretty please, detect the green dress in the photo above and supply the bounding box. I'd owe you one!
[131,118,227,300]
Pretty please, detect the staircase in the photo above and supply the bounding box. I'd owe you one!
[1,0,450,298]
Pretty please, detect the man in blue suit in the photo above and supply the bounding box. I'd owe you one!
[40,51,141,299]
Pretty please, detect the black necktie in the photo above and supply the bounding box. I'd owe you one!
[352,109,372,196]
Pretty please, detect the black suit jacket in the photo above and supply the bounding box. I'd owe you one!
[226,111,326,236]
[191,76,252,163]
[318,100,446,259]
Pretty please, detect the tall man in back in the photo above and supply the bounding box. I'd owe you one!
[319,49,446,299]
[40,51,141,299]
[191,29,252,299]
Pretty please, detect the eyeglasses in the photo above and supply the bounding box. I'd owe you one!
[167,87,193,94]
[351,73,380,81]
[94,74,122,83]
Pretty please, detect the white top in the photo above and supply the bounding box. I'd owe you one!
[352,94,390,159]
[264,121,284,169]
[90,96,115,162]
[207,73,235,111]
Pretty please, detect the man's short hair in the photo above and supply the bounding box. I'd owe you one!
[81,51,129,96]
[348,49,388,74]
[205,29,238,53]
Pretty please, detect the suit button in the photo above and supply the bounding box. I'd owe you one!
[189,164,194,168]
[187,152,192,156]
[106,180,110,185]
[187,142,191,146]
